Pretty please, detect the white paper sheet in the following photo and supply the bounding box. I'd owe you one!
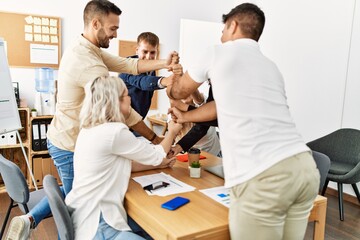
[30,44,58,64]
[25,15,34,24]
[199,186,230,208]
[49,19,57,27]
[132,172,196,197]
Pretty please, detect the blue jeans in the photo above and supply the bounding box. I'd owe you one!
[29,187,65,226]
[94,215,145,240]
[29,140,73,226]
[47,140,74,195]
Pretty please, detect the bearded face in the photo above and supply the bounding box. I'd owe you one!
[94,13,119,48]
[96,27,111,48]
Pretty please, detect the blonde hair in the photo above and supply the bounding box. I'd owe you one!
[80,76,127,128]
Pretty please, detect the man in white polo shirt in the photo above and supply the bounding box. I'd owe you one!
[167,3,319,239]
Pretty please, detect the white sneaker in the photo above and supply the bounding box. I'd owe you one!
[5,215,31,240]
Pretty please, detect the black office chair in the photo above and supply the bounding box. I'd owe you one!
[0,154,48,239]
[43,175,74,240]
[307,128,360,221]
[312,151,331,193]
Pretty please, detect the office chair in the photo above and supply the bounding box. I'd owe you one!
[312,151,331,192]
[43,175,74,240]
[0,154,48,239]
[307,128,360,221]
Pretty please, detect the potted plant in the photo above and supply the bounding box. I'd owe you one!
[189,161,201,178]
[31,108,37,117]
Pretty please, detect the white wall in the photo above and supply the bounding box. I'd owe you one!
[338,1,360,196]
[342,1,360,128]
[256,0,355,142]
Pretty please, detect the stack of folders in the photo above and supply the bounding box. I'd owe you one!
[32,119,52,151]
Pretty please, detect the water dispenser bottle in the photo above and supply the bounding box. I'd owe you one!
[34,68,55,115]
[35,68,54,93]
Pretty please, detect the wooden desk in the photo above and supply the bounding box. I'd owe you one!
[125,152,327,240]
[147,114,168,135]
[308,195,327,240]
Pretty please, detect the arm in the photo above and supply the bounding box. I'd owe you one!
[131,157,176,172]
[112,125,177,171]
[137,51,179,73]
[120,73,161,91]
[167,71,202,100]
[169,101,217,124]
[101,50,139,74]
[159,121,183,153]
[119,73,175,91]
[123,105,161,144]
[168,123,211,158]
[191,90,205,106]
[130,120,162,144]
[177,124,210,152]
[169,99,190,111]
[131,121,182,172]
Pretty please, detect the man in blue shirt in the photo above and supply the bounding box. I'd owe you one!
[119,32,174,126]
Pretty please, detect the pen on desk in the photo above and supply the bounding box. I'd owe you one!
[143,181,170,192]
[168,179,182,188]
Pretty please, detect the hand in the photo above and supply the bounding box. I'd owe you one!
[161,64,183,87]
[158,157,176,169]
[165,71,182,100]
[167,120,183,134]
[166,51,179,71]
[171,64,183,76]
[168,107,187,124]
[168,144,183,158]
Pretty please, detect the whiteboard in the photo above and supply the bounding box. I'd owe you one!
[0,38,22,134]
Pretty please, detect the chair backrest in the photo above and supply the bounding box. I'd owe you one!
[43,175,74,240]
[307,128,360,165]
[312,151,331,191]
[0,154,29,204]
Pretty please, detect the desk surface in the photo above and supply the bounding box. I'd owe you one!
[126,152,229,240]
[125,152,326,240]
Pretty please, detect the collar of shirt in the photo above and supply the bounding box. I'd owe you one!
[79,34,102,57]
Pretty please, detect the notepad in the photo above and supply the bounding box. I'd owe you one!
[176,154,206,162]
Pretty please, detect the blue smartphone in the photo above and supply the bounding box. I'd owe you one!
[161,196,190,210]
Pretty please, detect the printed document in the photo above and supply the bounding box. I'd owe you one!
[132,172,195,197]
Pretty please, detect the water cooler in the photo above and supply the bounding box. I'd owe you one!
[34,68,56,116]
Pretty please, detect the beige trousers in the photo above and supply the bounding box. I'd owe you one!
[229,151,320,240]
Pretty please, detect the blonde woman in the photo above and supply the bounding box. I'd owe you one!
[65,76,182,240]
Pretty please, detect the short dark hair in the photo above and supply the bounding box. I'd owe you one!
[83,0,122,26]
[137,32,160,48]
[222,3,265,41]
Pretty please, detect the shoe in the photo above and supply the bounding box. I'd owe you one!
[5,215,31,240]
